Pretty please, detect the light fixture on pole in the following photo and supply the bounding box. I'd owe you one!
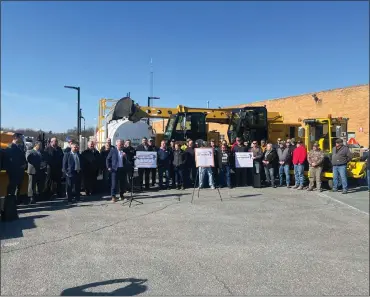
[64,85,81,138]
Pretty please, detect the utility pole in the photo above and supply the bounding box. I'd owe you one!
[64,85,81,138]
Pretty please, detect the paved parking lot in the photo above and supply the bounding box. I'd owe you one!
[1,186,369,296]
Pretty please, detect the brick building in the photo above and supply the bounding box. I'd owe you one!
[152,84,369,147]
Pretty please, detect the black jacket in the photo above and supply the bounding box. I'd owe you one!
[45,146,64,171]
[217,150,231,167]
[212,146,219,168]
[172,149,184,167]
[4,143,27,172]
[184,146,196,167]
[157,147,171,168]
[123,146,136,165]
[81,149,101,173]
[136,144,154,152]
[262,149,277,168]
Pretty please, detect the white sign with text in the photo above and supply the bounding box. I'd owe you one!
[195,148,214,167]
[135,151,157,168]
[235,152,253,168]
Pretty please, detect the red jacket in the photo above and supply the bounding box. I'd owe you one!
[292,146,307,165]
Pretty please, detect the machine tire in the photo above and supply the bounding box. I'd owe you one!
[327,179,333,190]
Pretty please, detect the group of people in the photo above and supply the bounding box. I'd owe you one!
[1,132,367,206]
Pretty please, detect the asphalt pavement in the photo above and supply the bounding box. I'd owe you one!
[1,185,369,296]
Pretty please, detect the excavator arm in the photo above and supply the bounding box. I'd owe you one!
[105,97,233,124]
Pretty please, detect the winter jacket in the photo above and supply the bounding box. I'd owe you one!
[249,147,263,161]
[217,150,231,167]
[232,145,248,153]
[277,147,292,164]
[81,148,101,174]
[157,147,171,168]
[172,149,184,167]
[184,146,196,167]
[262,149,277,168]
[331,145,352,166]
[292,146,307,165]
[307,149,324,167]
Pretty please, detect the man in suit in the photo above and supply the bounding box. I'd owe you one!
[4,134,27,203]
[26,141,46,204]
[63,142,82,204]
[106,139,128,202]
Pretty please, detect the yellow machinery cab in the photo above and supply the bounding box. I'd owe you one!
[298,116,366,184]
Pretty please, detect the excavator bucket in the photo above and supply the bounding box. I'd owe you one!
[105,97,148,123]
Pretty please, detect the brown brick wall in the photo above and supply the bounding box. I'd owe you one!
[152,84,369,147]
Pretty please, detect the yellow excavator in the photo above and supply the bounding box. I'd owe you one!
[103,97,301,147]
[298,115,366,187]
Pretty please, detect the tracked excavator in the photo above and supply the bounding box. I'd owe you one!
[104,97,301,146]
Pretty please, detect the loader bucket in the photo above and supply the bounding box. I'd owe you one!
[106,97,147,123]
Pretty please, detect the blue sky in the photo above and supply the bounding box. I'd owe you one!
[1,1,369,132]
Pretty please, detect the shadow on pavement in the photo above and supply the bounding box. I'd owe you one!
[0,214,48,240]
[229,194,262,199]
[60,278,148,296]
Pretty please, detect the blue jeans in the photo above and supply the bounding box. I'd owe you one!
[279,164,290,186]
[333,165,348,191]
[174,166,184,187]
[294,164,304,186]
[199,167,215,188]
[219,165,231,187]
[158,167,170,188]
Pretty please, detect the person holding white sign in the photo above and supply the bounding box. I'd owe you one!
[135,137,153,190]
[232,137,248,187]
[195,142,215,189]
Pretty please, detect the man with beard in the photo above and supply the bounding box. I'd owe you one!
[44,137,64,199]
[81,141,101,196]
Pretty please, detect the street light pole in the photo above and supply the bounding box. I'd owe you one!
[64,85,81,139]
[147,96,160,125]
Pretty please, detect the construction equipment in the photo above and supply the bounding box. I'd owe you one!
[97,98,155,149]
[299,116,366,186]
[101,97,302,147]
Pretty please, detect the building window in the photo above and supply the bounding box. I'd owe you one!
[289,127,296,139]
[220,134,225,141]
